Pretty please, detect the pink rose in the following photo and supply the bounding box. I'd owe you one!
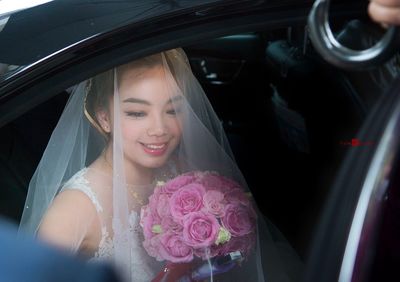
[161,174,197,195]
[198,172,241,193]
[159,232,193,263]
[203,190,225,218]
[148,188,164,214]
[141,205,161,239]
[161,215,183,234]
[182,211,219,248]
[170,184,206,221]
[157,194,171,217]
[222,204,256,237]
[148,186,163,202]
[143,235,163,261]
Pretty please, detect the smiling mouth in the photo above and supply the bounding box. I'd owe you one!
[141,143,167,149]
[140,142,169,156]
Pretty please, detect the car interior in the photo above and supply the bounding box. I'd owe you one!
[1,16,399,265]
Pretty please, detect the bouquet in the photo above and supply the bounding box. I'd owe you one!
[140,171,257,265]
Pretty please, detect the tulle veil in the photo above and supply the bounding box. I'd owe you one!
[19,48,303,281]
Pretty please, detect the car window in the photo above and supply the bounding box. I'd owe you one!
[3,28,394,254]
[0,0,54,18]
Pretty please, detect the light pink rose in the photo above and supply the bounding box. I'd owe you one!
[143,235,163,261]
[170,184,206,221]
[157,194,171,217]
[198,172,242,193]
[141,205,161,239]
[203,190,225,218]
[159,232,193,263]
[161,215,183,234]
[149,185,164,201]
[161,174,197,195]
[222,204,256,237]
[148,188,163,215]
[182,211,219,248]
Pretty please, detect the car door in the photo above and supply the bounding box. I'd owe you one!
[303,45,400,282]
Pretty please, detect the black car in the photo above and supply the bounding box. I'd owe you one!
[1,0,399,281]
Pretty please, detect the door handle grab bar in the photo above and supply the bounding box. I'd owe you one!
[308,0,400,70]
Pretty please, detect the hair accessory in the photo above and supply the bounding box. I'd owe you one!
[83,78,109,138]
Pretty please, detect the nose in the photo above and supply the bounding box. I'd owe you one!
[146,114,167,137]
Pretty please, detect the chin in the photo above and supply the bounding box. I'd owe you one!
[141,157,170,169]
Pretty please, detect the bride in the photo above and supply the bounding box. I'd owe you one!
[19,48,302,281]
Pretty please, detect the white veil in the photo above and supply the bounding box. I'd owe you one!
[19,48,302,281]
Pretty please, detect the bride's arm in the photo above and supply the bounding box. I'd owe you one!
[37,190,98,253]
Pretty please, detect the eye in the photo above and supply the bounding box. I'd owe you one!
[126,111,146,118]
[167,107,182,115]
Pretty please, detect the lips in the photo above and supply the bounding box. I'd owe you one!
[140,142,168,156]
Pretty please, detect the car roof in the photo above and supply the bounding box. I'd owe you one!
[0,0,361,67]
[0,0,221,65]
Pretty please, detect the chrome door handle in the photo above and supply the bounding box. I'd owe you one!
[308,0,400,70]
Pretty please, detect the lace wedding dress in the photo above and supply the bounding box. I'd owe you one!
[61,167,163,281]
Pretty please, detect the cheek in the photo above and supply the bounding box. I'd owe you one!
[168,119,182,139]
[120,119,144,141]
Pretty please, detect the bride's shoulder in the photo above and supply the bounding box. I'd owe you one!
[38,183,100,251]
[53,188,97,213]
[60,167,105,213]
[62,167,90,189]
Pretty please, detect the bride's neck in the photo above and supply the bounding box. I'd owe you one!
[103,146,154,185]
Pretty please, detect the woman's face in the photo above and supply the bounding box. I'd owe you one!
[103,65,183,169]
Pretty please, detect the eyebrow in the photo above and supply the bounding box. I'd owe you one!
[122,95,183,105]
[167,95,183,104]
[122,97,151,105]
